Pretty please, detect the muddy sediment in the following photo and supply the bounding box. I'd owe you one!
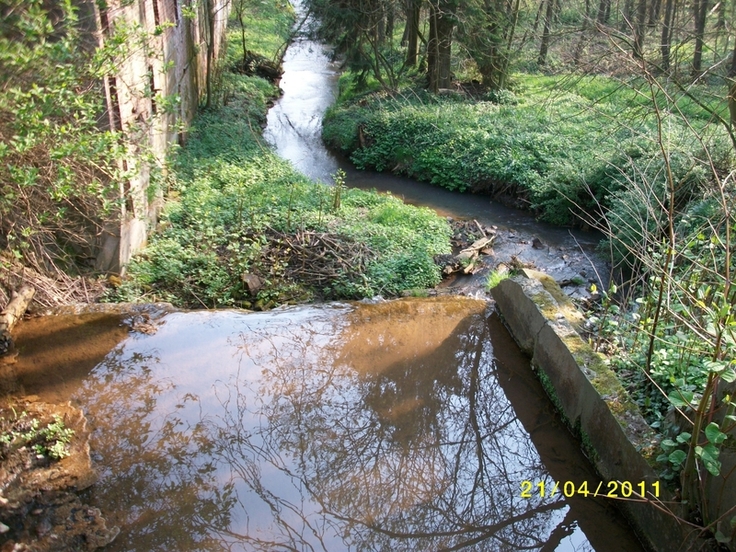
[0,399,119,551]
[0,305,175,551]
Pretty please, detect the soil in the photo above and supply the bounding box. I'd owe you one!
[0,399,119,551]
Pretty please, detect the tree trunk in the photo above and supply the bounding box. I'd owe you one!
[692,0,708,77]
[660,0,675,69]
[203,0,216,108]
[728,40,736,131]
[428,0,456,92]
[621,0,635,31]
[716,0,726,29]
[405,0,421,67]
[647,0,662,25]
[633,0,648,58]
[538,0,555,65]
[597,0,611,23]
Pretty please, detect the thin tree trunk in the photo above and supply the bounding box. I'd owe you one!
[633,0,648,58]
[647,0,662,25]
[538,0,555,65]
[427,0,455,92]
[660,0,675,69]
[621,0,635,31]
[728,41,736,131]
[692,0,708,77]
[405,0,421,67]
[716,0,726,28]
[597,0,611,23]
[574,12,591,65]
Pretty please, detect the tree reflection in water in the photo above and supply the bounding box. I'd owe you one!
[73,300,625,551]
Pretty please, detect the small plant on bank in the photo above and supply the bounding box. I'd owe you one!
[0,412,75,461]
[485,268,509,290]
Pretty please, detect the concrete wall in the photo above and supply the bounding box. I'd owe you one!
[91,0,230,272]
[491,272,704,552]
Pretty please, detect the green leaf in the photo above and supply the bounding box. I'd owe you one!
[675,432,691,444]
[705,422,727,446]
[720,368,736,383]
[668,449,686,466]
[695,444,721,476]
[715,531,730,544]
[704,359,728,374]
[668,390,694,408]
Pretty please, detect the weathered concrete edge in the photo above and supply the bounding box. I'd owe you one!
[491,274,698,552]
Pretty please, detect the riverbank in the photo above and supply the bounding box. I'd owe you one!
[323,76,727,231]
[322,70,736,545]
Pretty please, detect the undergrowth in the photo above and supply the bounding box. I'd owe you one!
[323,76,727,232]
[0,411,74,461]
[107,75,451,309]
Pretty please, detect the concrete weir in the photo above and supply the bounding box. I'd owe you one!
[491,270,696,552]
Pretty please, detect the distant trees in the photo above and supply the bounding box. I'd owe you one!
[305,0,736,96]
[456,0,520,89]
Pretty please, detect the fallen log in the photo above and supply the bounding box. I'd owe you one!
[0,285,35,356]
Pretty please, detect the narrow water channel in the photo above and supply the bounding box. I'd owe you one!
[11,299,644,551]
[263,2,598,251]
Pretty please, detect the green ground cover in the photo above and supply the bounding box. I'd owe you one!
[323,75,728,232]
[110,4,451,309]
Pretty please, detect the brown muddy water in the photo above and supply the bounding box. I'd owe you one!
[8,297,645,551]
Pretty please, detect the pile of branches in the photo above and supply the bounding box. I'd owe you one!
[265,228,376,292]
[0,256,105,313]
[437,219,497,276]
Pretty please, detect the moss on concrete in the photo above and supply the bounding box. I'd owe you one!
[522,273,660,464]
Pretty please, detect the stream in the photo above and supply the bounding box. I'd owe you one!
[3,5,650,552]
[263,3,606,289]
[11,299,645,551]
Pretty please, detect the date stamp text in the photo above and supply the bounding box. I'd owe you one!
[520,480,660,499]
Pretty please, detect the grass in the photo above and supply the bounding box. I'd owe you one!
[519,73,729,125]
[226,0,294,63]
[323,73,729,231]
[485,269,510,290]
[108,73,451,309]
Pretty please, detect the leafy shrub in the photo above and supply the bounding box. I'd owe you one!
[0,0,122,274]
[323,78,723,233]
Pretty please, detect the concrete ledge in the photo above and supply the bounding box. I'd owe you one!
[492,274,698,552]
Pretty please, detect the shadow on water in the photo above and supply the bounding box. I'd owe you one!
[13,298,643,551]
[7,313,128,403]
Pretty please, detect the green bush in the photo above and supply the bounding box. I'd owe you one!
[323,77,727,233]
[0,0,122,273]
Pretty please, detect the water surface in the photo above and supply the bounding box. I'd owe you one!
[12,298,644,551]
